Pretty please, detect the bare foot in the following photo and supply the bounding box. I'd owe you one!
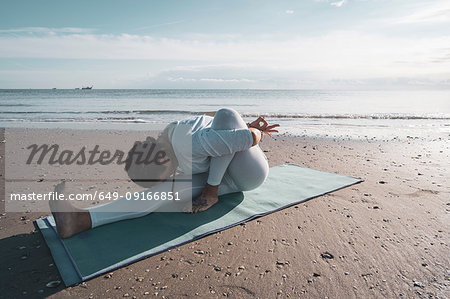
[184,184,219,213]
[49,181,92,238]
[191,193,219,213]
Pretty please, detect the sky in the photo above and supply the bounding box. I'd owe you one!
[0,0,449,89]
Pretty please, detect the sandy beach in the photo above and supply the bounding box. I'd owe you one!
[2,0,450,297]
[0,129,449,298]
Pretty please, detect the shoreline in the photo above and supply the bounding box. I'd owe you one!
[1,120,448,143]
[0,130,449,298]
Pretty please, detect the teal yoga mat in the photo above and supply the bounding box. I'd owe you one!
[36,164,362,286]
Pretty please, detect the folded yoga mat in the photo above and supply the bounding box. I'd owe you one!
[36,164,362,286]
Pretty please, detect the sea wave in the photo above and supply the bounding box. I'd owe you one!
[1,109,450,120]
[241,112,450,120]
[0,103,33,107]
[0,110,216,115]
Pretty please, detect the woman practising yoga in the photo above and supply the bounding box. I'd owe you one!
[50,108,279,238]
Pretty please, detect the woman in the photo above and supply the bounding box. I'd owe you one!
[50,108,279,238]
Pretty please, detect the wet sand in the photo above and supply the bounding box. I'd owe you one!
[0,130,449,298]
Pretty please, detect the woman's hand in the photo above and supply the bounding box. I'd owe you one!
[247,117,280,139]
[249,127,262,146]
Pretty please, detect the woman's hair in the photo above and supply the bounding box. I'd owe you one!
[125,135,177,188]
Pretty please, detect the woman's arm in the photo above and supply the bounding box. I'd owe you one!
[249,127,262,146]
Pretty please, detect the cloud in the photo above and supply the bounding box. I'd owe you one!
[168,77,255,83]
[285,10,295,14]
[1,29,448,72]
[0,27,449,88]
[137,63,450,89]
[394,1,450,24]
[330,0,347,8]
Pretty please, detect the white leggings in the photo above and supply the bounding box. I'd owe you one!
[87,108,269,228]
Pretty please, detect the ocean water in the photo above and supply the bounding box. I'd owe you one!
[1,89,449,140]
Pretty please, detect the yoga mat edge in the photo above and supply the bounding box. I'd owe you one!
[36,164,363,286]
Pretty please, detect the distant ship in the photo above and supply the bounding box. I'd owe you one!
[81,86,93,90]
